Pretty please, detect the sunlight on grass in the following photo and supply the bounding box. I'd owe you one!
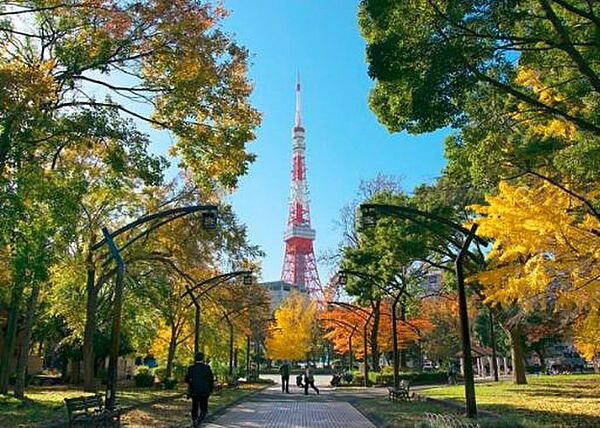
[421,374,600,427]
[0,385,185,428]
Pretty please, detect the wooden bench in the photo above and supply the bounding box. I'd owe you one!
[388,380,412,401]
[425,412,480,428]
[64,394,121,427]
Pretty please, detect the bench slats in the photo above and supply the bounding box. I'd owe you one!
[64,394,120,427]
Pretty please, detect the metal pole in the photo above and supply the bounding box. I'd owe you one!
[229,321,234,376]
[349,334,353,373]
[102,228,125,411]
[246,335,251,376]
[194,305,200,356]
[363,321,369,387]
[392,298,400,389]
[456,224,478,418]
[489,307,499,382]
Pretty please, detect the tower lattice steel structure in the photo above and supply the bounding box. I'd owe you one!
[281,78,322,298]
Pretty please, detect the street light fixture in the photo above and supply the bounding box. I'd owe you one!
[201,209,218,229]
[328,301,374,388]
[359,203,483,418]
[180,270,253,355]
[338,269,406,390]
[91,204,218,409]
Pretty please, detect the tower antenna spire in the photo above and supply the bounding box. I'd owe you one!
[295,72,301,128]
[282,75,322,302]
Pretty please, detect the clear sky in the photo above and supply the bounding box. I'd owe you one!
[222,1,449,283]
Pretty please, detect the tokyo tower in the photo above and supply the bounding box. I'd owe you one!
[281,77,322,298]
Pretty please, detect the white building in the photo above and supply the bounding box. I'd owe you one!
[260,280,307,313]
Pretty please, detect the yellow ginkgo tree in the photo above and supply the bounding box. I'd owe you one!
[266,291,319,362]
[470,179,600,360]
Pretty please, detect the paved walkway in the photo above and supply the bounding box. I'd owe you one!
[205,377,377,428]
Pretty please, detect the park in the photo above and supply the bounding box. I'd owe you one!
[1,1,600,427]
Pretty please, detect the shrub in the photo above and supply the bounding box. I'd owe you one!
[172,363,188,382]
[342,372,353,383]
[97,367,108,384]
[154,367,166,381]
[134,367,155,387]
[374,371,447,385]
[163,377,178,390]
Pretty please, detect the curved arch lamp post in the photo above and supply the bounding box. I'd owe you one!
[338,270,408,389]
[320,317,359,372]
[180,270,253,356]
[92,205,218,410]
[327,301,374,387]
[359,203,485,418]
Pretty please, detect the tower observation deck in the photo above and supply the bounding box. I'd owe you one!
[281,77,322,299]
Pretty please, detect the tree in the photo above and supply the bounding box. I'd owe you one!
[0,1,260,187]
[266,292,318,362]
[470,179,600,364]
[359,0,600,136]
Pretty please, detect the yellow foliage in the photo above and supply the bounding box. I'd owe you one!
[470,180,600,357]
[573,310,600,360]
[514,67,577,141]
[266,291,318,361]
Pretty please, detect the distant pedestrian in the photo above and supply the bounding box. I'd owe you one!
[185,352,214,427]
[280,361,291,393]
[304,367,319,395]
[296,373,304,388]
[447,364,457,385]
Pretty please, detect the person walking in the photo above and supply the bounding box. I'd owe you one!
[279,361,291,393]
[185,352,214,426]
[296,372,304,388]
[447,363,457,385]
[303,366,319,395]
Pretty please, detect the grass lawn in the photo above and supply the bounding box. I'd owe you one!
[421,374,600,427]
[122,383,267,427]
[0,384,184,427]
[350,393,475,428]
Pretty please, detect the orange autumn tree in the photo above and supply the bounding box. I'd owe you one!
[470,180,600,360]
[321,305,368,358]
[320,300,432,362]
[420,294,478,364]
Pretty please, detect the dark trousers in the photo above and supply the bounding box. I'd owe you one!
[281,375,290,393]
[191,395,209,421]
[304,380,319,395]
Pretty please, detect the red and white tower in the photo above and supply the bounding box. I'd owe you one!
[281,77,322,298]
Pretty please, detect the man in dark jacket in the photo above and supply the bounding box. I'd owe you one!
[185,352,214,425]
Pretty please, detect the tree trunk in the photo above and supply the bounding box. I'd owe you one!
[0,271,26,394]
[508,326,528,385]
[70,359,81,384]
[14,282,41,398]
[370,301,381,372]
[165,323,178,380]
[83,249,97,392]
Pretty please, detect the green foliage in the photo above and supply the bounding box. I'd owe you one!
[359,0,600,137]
[134,368,155,388]
[374,370,447,386]
[162,377,178,390]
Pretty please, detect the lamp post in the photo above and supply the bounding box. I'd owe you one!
[328,301,374,387]
[180,270,253,355]
[338,270,407,389]
[359,203,485,418]
[92,205,218,410]
[321,317,358,373]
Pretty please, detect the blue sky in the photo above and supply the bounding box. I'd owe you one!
[222,1,449,282]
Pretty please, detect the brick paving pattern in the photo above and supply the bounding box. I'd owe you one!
[205,400,376,428]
